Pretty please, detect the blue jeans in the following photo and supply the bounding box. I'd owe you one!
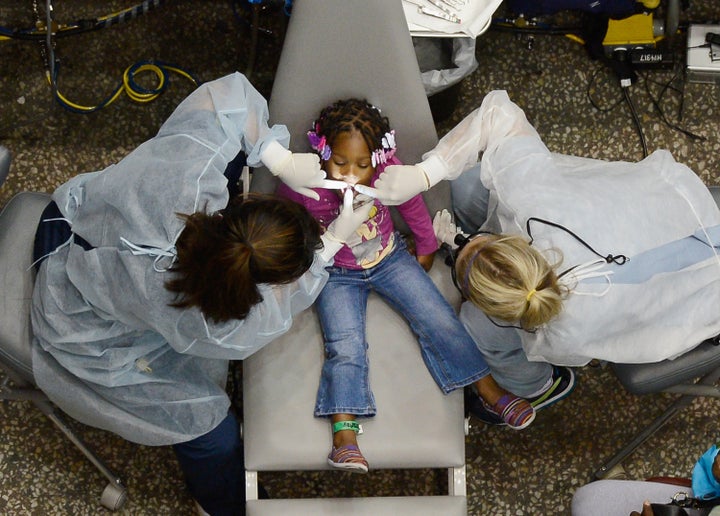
[459,301,552,397]
[173,412,245,516]
[449,163,489,233]
[314,237,491,417]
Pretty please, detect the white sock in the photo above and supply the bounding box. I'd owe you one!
[526,373,554,399]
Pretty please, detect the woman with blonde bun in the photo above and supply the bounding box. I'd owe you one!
[435,212,575,425]
[370,89,720,426]
[454,233,565,331]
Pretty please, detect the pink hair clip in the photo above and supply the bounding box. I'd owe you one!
[370,130,397,167]
[307,127,332,161]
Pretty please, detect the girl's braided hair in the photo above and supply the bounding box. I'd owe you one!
[312,98,393,162]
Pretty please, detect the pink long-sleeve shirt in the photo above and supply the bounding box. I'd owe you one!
[277,157,438,270]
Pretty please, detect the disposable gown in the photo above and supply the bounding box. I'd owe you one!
[30,72,330,445]
[422,90,720,365]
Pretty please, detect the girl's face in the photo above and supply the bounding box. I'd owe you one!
[323,129,375,189]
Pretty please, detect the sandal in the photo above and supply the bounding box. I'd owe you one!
[485,394,536,430]
[327,420,368,473]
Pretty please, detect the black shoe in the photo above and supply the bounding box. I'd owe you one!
[464,386,505,426]
[527,366,576,411]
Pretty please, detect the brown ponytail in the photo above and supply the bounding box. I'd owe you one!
[166,193,322,322]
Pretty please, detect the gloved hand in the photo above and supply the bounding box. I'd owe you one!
[354,164,429,206]
[261,140,325,201]
[433,209,464,249]
[319,189,374,262]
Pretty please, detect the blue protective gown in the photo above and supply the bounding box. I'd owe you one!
[30,73,330,445]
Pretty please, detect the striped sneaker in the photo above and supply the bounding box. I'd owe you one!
[528,366,576,411]
[483,394,536,430]
[328,444,369,473]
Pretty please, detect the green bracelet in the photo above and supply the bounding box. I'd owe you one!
[332,420,362,434]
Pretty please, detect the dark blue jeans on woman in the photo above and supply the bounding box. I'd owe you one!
[173,412,246,516]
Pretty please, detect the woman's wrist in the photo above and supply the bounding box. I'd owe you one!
[418,154,447,189]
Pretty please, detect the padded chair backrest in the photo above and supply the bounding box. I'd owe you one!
[251,0,448,232]
[0,192,51,384]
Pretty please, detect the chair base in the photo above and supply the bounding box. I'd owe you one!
[0,375,128,511]
[245,464,466,514]
[594,365,720,480]
[246,495,467,515]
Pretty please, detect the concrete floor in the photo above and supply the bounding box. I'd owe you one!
[1,1,720,514]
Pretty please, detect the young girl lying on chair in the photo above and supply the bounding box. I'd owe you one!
[277,98,535,474]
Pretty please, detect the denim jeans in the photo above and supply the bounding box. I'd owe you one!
[314,236,491,417]
[173,411,245,516]
[459,301,552,397]
[449,163,489,234]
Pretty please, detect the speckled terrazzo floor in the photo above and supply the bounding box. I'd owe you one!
[2,1,720,515]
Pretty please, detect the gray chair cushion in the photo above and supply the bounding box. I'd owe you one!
[243,3,466,510]
[613,339,720,395]
[0,191,50,383]
[0,146,10,187]
[243,265,465,471]
[243,0,465,480]
[612,186,720,396]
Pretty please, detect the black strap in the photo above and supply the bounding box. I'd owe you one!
[525,216,629,266]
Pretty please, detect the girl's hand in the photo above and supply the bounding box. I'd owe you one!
[417,253,434,272]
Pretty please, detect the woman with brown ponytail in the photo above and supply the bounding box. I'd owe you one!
[30,72,371,515]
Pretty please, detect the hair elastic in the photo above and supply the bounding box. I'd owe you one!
[526,289,537,302]
[307,106,397,167]
[307,125,332,160]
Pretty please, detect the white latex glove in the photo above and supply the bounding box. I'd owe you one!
[354,164,429,206]
[261,140,325,201]
[433,209,464,249]
[318,189,375,262]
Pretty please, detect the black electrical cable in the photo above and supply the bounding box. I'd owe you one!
[586,65,625,112]
[0,0,165,41]
[622,86,648,159]
[641,66,706,141]
[491,18,584,36]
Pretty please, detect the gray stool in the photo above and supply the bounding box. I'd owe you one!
[594,186,720,479]
[0,192,128,510]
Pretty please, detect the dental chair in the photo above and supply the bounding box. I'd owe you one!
[594,187,720,480]
[243,0,467,514]
[0,191,128,510]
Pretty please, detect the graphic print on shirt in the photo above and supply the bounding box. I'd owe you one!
[347,206,394,269]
